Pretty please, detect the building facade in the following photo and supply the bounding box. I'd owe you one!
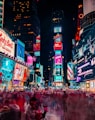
[4,0,40,53]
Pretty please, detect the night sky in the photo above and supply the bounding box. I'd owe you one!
[37,0,83,68]
[4,0,83,70]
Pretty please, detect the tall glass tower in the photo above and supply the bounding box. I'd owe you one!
[4,0,40,53]
[51,10,64,88]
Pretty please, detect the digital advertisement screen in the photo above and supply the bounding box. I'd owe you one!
[54,42,63,50]
[55,50,61,55]
[34,51,40,56]
[74,26,95,82]
[54,27,62,33]
[54,55,62,65]
[54,75,62,82]
[0,55,15,82]
[13,63,25,81]
[0,29,15,57]
[36,35,40,43]
[36,63,40,68]
[76,57,95,81]
[33,43,40,51]
[54,34,62,42]
[16,39,25,61]
[27,56,33,66]
[22,66,29,82]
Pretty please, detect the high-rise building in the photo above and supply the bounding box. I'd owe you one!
[4,0,40,53]
[50,10,64,87]
[81,0,95,38]
[0,0,4,28]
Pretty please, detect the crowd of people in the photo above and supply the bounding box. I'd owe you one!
[0,88,95,120]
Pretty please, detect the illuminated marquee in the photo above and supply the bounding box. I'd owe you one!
[0,29,15,57]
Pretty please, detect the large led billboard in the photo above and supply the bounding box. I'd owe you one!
[16,39,25,61]
[36,35,40,43]
[27,56,33,66]
[54,75,62,82]
[54,34,62,42]
[33,43,40,51]
[54,42,63,50]
[55,50,61,55]
[0,29,15,57]
[76,56,95,81]
[13,63,25,81]
[83,0,95,15]
[0,55,15,82]
[34,51,40,56]
[54,55,62,65]
[54,27,62,33]
[22,66,29,82]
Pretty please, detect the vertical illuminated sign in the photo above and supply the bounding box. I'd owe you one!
[16,39,25,61]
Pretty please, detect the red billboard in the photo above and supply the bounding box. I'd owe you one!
[36,35,40,43]
[33,43,40,51]
[54,42,63,50]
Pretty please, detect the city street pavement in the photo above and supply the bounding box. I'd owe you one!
[45,104,64,120]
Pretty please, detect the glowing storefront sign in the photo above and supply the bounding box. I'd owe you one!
[0,29,15,57]
[54,55,62,65]
[22,66,29,82]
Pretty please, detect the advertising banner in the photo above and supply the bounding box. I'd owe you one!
[22,66,29,82]
[0,29,15,57]
[54,75,62,82]
[27,56,33,66]
[36,35,40,43]
[13,63,24,81]
[33,43,40,51]
[55,50,61,55]
[16,39,25,61]
[54,55,62,65]
[54,42,63,50]
[34,51,40,56]
[0,55,15,82]
[54,34,62,42]
[54,27,62,33]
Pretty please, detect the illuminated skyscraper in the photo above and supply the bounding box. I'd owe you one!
[0,0,4,28]
[4,0,40,53]
[50,10,64,87]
